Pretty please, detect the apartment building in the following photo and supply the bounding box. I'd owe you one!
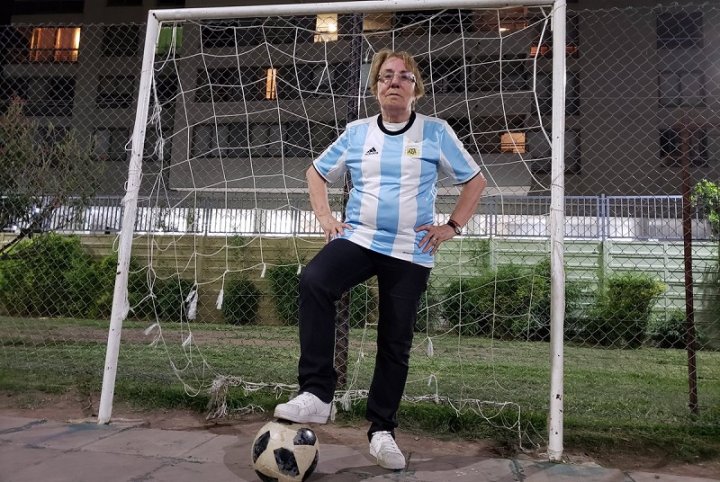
[2,0,718,202]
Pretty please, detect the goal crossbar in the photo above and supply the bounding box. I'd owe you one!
[151,0,556,23]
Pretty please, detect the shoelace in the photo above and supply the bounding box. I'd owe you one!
[291,393,318,408]
[373,432,402,453]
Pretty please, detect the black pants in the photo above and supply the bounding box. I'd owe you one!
[298,239,431,437]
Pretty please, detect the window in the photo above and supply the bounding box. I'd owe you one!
[657,11,703,49]
[294,62,351,97]
[536,71,580,116]
[102,25,140,57]
[250,123,281,156]
[265,68,278,100]
[156,25,183,55]
[420,56,468,94]
[530,12,578,58]
[29,27,81,63]
[500,132,526,154]
[155,75,179,105]
[473,8,528,34]
[394,10,473,35]
[473,55,529,92]
[143,128,171,162]
[315,14,338,42]
[310,122,338,154]
[195,68,247,103]
[13,0,83,14]
[192,123,245,158]
[192,121,315,158]
[660,128,709,167]
[94,128,130,161]
[659,70,705,107]
[35,125,70,167]
[97,75,136,109]
[201,17,314,48]
[528,129,581,174]
[107,0,142,6]
[448,115,525,154]
[202,20,242,48]
[363,13,392,32]
[22,76,76,116]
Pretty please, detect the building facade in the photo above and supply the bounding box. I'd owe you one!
[2,0,718,203]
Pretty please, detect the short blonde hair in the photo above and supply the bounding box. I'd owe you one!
[369,49,425,100]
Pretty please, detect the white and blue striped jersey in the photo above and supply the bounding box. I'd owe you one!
[313,112,481,267]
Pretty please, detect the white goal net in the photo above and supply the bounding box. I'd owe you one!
[100,0,567,457]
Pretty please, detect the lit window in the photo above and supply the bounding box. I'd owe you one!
[30,27,81,63]
[315,13,338,42]
[500,132,526,154]
[265,68,277,100]
[156,25,183,55]
[363,13,392,32]
[475,8,528,33]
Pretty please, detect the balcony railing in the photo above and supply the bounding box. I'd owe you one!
[1,195,713,241]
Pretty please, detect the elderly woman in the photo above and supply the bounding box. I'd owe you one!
[274,49,486,470]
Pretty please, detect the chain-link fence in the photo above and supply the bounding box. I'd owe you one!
[1,2,718,446]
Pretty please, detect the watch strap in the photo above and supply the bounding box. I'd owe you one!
[447,218,462,235]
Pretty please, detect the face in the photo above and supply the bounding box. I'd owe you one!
[376,56,417,117]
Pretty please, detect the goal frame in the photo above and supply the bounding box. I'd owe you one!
[98,0,567,462]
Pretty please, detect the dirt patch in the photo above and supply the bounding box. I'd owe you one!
[1,390,718,480]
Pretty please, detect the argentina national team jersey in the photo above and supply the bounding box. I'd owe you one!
[313,112,481,267]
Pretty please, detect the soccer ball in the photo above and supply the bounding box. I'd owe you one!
[251,420,319,482]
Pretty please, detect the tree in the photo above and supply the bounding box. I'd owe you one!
[0,97,102,257]
[690,179,720,349]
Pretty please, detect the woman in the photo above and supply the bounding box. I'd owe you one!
[274,49,486,470]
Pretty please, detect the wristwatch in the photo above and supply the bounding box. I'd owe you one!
[447,218,462,236]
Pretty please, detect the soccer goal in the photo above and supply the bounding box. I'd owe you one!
[99,0,567,461]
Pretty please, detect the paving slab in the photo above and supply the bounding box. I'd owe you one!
[84,425,218,458]
[1,445,167,482]
[0,414,717,482]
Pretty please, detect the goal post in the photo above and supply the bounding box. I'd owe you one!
[98,0,567,462]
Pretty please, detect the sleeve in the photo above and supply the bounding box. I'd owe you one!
[437,120,482,185]
[312,128,350,184]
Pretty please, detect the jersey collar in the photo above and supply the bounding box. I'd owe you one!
[377,111,416,136]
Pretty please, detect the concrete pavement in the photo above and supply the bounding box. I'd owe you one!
[0,414,717,482]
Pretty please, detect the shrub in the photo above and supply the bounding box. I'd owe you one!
[0,234,91,317]
[441,277,489,336]
[347,283,378,329]
[441,259,582,340]
[441,264,533,338]
[415,289,442,333]
[267,263,300,325]
[154,276,195,322]
[222,275,262,325]
[646,310,686,349]
[587,273,665,348]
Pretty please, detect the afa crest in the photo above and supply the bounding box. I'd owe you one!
[405,144,422,158]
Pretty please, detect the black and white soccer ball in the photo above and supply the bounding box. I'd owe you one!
[251,420,319,482]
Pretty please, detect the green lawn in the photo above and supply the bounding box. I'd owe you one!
[0,316,718,461]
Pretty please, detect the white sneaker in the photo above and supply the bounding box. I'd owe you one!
[369,431,406,470]
[273,392,332,424]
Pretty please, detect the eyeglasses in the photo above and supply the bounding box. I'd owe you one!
[377,71,416,85]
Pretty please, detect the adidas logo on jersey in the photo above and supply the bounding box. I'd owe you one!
[365,147,379,155]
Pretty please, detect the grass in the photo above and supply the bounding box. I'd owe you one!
[0,315,719,463]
